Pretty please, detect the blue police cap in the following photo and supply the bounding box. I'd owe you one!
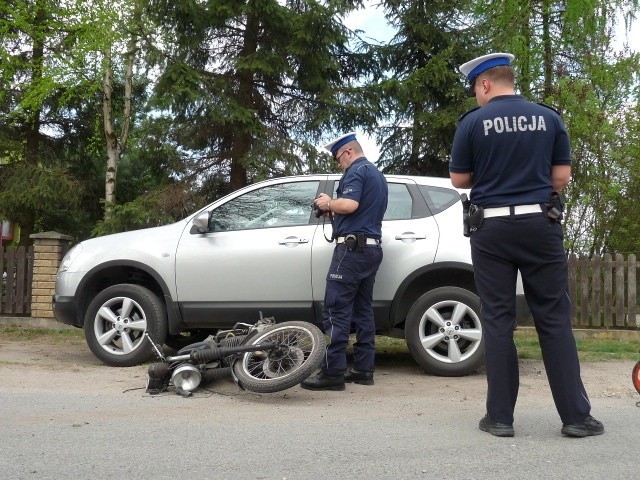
[323,132,357,155]
[459,53,515,83]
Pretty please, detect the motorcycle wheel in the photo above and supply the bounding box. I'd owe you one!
[232,321,325,393]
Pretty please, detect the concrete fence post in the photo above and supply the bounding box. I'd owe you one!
[29,232,74,318]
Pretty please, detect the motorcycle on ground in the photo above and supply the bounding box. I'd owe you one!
[145,314,326,396]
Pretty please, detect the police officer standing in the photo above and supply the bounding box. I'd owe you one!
[449,53,604,437]
[301,132,388,391]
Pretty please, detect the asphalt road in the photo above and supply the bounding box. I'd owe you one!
[1,389,639,480]
[0,331,638,479]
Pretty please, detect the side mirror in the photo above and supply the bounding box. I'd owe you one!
[193,211,211,233]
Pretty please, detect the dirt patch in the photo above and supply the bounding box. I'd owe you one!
[0,334,637,403]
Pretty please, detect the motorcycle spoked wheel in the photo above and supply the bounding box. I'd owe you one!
[232,321,325,393]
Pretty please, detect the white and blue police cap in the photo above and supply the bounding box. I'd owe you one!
[323,132,357,156]
[459,52,515,84]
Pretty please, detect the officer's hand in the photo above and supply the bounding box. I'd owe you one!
[315,193,331,211]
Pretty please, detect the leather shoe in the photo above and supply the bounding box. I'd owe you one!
[344,369,374,385]
[561,415,604,437]
[479,414,514,437]
[301,372,345,391]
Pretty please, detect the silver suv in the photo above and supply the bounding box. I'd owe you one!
[53,174,519,375]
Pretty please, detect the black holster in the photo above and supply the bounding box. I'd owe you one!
[344,233,366,252]
[543,191,564,222]
[344,234,357,251]
[468,205,484,234]
[461,194,483,237]
[461,194,470,237]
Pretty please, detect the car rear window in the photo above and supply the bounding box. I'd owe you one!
[418,185,460,215]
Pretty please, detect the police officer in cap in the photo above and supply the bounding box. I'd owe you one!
[301,132,388,391]
[449,53,604,437]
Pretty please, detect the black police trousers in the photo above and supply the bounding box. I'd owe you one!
[470,212,591,425]
[321,243,383,376]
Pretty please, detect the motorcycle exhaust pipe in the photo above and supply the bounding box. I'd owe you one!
[190,342,279,363]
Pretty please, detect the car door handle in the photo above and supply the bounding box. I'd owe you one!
[394,232,426,243]
[278,236,309,246]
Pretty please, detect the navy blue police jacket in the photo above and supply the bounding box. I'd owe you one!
[333,157,388,239]
[449,95,571,207]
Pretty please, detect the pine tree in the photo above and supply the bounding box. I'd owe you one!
[144,0,360,192]
[368,0,477,177]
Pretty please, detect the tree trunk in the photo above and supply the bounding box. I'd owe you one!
[103,48,119,219]
[229,8,259,191]
[541,0,553,99]
[102,31,135,221]
[19,0,46,246]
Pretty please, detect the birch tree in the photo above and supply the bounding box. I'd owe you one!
[101,4,139,219]
[469,0,640,255]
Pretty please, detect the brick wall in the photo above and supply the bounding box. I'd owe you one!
[29,232,73,318]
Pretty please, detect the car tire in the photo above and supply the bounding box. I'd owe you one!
[405,286,483,376]
[84,284,168,367]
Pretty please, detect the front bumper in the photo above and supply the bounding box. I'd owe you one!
[52,295,82,327]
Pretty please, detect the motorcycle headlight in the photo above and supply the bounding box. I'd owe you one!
[171,364,202,392]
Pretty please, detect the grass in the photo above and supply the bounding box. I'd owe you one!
[0,325,85,345]
[0,325,638,363]
[515,333,640,362]
[373,332,640,363]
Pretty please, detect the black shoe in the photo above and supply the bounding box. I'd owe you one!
[301,372,345,391]
[344,369,374,385]
[561,415,604,437]
[479,414,514,437]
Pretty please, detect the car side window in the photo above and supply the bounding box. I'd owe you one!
[418,185,460,215]
[210,181,320,231]
[384,183,413,220]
